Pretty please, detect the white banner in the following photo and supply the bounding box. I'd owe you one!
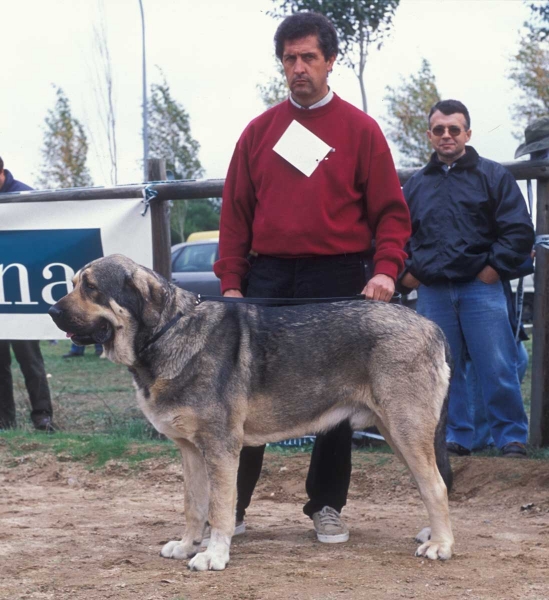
[0,199,152,339]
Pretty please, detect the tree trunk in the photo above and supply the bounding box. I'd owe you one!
[358,72,368,113]
[357,28,368,113]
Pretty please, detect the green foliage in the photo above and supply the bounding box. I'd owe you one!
[257,59,289,108]
[269,0,400,112]
[170,199,221,244]
[528,0,549,41]
[184,199,221,240]
[37,87,93,189]
[148,74,204,181]
[383,58,441,167]
[508,26,549,139]
[148,72,206,242]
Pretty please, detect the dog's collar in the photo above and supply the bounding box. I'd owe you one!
[139,311,184,354]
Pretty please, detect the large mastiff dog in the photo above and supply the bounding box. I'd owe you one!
[49,255,454,570]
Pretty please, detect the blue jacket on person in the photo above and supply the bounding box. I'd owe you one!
[402,146,535,286]
[0,169,33,193]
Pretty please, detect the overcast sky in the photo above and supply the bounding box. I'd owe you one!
[0,0,531,189]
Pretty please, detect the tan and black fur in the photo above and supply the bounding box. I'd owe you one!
[49,254,454,571]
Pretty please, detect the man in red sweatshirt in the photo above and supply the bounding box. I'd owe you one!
[214,12,410,544]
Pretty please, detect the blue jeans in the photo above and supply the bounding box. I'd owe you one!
[416,280,528,450]
[70,342,103,355]
[469,342,529,450]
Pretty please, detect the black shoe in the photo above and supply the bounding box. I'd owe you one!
[34,416,57,433]
[62,352,83,358]
[501,442,528,458]
[446,442,471,457]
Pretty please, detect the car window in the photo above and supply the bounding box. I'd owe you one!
[172,243,218,272]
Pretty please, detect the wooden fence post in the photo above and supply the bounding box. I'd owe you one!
[147,158,172,280]
[530,177,549,446]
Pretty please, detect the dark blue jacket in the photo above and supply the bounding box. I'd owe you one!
[0,169,33,193]
[402,147,535,285]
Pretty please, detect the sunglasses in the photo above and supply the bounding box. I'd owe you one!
[430,125,467,137]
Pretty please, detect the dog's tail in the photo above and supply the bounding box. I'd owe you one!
[434,336,453,493]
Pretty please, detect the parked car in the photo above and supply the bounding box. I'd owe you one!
[171,238,221,295]
[186,230,219,242]
[401,274,535,323]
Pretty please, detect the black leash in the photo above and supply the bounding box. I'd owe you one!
[196,294,366,306]
[139,295,365,354]
[139,311,184,354]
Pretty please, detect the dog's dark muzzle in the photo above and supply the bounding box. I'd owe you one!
[48,305,114,346]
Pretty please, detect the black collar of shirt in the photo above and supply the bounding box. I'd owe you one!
[424,146,480,174]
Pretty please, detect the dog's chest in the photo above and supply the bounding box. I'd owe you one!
[133,381,197,441]
[133,383,159,426]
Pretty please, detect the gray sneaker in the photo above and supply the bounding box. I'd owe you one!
[201,520,245,546]
[312,506,349,543]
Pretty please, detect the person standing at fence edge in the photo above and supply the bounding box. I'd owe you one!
[0,156,56,432]
[399,100,534,458]
[214,12,411,543]
[63,342,103,358]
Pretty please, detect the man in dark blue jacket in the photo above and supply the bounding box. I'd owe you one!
[400,100,534,458]
[0,156,56,431]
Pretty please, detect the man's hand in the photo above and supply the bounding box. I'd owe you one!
[362,274,395,302]
[476,265,500,284]
[401,272,421,290]
[223,289,243,298]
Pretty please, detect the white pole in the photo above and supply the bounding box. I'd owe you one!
[139,0,149,181]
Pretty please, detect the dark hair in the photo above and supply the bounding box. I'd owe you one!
[428,100,471,130]
[274,12,338,62]
[0,156,3,172]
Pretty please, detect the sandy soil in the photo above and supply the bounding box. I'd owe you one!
[2,448,549,600]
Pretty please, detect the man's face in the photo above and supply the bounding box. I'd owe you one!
[427,110,471,164]
[0,170,4,188]
[282,35,335,107]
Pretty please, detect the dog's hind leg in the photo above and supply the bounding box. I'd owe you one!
[161,438,209,561]
[374,421,435,546]
[377,418,454,560]
[188,444,240,572]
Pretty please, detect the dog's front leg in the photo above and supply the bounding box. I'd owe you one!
[161,438,209,560]
[187,447,239,572]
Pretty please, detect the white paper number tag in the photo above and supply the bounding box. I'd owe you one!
[273,120,333,177]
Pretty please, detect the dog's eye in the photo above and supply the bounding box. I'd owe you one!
[85,281,96,291]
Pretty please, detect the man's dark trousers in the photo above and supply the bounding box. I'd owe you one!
[0,341,53,428]
[235,252,368,521]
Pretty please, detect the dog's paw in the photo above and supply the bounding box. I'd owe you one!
[415,527,431,544]
[160,540,198,560]
[188,549,229,571]
[415,539,453,561]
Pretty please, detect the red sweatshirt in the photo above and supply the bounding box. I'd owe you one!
[214,94,411,293]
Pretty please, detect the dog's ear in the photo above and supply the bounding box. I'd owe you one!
[125,268,167,328]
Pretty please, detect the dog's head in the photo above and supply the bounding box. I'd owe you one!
[49,254,170,364]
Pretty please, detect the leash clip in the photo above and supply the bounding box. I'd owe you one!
[141,185,159,216]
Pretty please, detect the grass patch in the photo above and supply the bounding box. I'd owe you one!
[3,337,545,466]
[10,340,140,433]
[0,424,179,468]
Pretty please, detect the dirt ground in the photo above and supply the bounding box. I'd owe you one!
[2,448,549,600]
